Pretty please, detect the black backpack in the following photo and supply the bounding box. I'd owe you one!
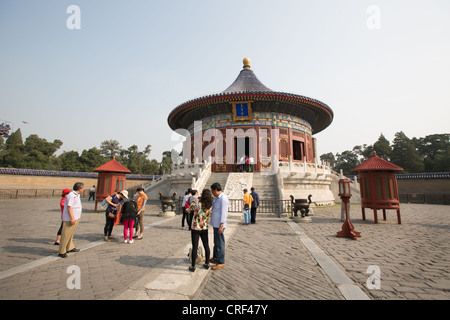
[128,199,138,213]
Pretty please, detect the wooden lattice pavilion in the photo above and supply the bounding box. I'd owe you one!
[353,152,403,224]
[93,157,131,212]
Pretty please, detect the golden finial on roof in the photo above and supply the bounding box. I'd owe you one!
[243,57,251,69]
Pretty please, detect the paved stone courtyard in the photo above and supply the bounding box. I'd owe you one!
[0,198,448,301]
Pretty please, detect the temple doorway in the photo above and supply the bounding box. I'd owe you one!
[293,140,305,161]
[235,137,250,163]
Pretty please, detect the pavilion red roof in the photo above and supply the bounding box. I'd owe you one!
[94,158,131,173]
[353,152,403,172]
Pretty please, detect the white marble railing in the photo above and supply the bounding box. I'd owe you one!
[190,159,212,191]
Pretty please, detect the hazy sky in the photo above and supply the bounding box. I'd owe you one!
[1,0,449,162]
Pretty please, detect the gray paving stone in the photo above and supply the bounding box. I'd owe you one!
[0,199,448,300]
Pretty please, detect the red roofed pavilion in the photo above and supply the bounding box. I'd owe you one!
[94,157,131,212]
[353,152,403,224]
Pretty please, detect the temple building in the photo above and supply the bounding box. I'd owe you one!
[168,58,334,173]
[147,58,340,207]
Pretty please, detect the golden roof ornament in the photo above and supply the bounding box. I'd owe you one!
[243,57,251,69]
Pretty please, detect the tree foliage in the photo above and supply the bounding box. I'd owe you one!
[0,131,164,175]
[1,130,448,175]
[322,131,449,174]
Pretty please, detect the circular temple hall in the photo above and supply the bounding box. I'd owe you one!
[168,58,334,173]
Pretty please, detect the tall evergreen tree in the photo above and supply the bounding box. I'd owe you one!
[100,140,122,160]
[1,129,25,168]
[372,133,391,160]
[390,131,423,173]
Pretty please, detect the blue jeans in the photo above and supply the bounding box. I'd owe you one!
[213,227,226,264]
[244,208,250,224]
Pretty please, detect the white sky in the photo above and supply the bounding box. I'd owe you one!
[1,0,449,162]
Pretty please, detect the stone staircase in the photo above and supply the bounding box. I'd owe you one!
[203,172,229,192]
[252,172,279,200]
[203,172,279,201]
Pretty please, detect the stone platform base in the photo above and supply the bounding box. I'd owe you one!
[159,211,176,217]
[293,216,312,223]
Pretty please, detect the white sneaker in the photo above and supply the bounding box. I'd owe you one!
[129,239,134,244]
[124,239,128,244]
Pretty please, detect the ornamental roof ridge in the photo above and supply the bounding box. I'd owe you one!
[94,158,131,173]
[352,152,404,172]
[169,90,333,114]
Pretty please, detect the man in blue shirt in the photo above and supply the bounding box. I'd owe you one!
[210,182,229,270]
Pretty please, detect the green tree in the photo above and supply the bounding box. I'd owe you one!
[79,147,105,172]
[320,152,335,167]
[142,159,161,175]
[352,144,372,162]
[0,129,25,168]
[415,134,450,172]
[119,144,154,174]
[352,134,391,163]
[23,134,63,169]
[334,150,360,175]
[160,150,173,175]
[0,136,5,152]
[390,131,423,173]
[58,151,82,171]
[372,133,391,160]
[100,140,122,160]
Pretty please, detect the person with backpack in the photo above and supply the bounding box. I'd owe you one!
[120,194,138,244]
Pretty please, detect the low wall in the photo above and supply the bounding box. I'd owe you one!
[0,168,156,195]
[397,178,450,194]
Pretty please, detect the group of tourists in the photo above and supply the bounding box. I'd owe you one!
[102,188,148,243]
[238,154,255,172]
[54,183,148,258]
[53,181,259,274]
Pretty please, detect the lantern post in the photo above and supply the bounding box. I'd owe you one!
[337,178,361,240]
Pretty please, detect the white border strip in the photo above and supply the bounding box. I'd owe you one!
[288,221,370,300]
[0,217,177,281]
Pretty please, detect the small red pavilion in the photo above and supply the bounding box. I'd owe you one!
[94,157,131,212]
[352,152,403,224]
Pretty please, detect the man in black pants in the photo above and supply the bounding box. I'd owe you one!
[250,187,260,224]
[181,189,192,230]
